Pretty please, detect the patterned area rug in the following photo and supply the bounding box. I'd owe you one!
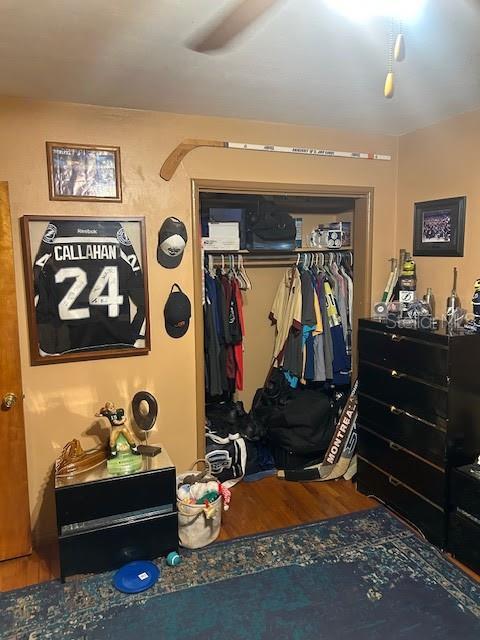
[1,506,479,639]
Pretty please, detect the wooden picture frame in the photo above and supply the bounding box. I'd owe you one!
[21,215,150,365]
[46,142,122,202]
[413,196,466,257]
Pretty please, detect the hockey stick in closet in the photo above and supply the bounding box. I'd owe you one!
[159,139,392,181]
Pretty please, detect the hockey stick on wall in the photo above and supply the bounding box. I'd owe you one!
[159,138,392,181]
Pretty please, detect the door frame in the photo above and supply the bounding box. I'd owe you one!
[191,179,374,458]
[0,181,32,560]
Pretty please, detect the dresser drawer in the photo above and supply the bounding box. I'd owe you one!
[56,467,176,528]
[357,458,446,547]
[358,426,445,506]
[450,466,480,519]
[358,328,448,387]
[449,511,480,574]
[58,512,178,578]
[359,361,448,423]
[358,394,446,467]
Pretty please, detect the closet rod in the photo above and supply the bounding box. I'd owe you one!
[209,258,296,267]
[203,247,353,254]
[206,253,353,268]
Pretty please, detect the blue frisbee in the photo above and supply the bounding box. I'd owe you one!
[113,560,160,593]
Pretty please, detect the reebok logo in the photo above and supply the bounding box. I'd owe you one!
[77,228,98,234]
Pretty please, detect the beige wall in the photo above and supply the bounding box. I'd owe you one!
[0,96,397,540]
[397,109,480,312]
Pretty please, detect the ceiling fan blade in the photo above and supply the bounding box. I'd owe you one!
[189,0,281,52]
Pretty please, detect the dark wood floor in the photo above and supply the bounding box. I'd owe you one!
[218,476,375,541]
[0,476,477,591]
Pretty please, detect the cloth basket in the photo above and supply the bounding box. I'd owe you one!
[177,459,223,549]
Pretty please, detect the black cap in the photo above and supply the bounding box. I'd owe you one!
[157,217,187,269]
[164,284,191,338]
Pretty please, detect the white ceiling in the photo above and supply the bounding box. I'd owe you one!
[1,0,480,135]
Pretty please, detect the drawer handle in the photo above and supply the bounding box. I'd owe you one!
[389,442,401,451]
[391,370,405,379]
[389,476,401,487]
[390,405,404,416]
[391,334,404,342]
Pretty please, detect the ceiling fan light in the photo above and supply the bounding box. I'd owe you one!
[394,33,405,61]
[384,71,395,98]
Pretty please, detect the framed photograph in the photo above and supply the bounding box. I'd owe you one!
[413,196,466,257]
[21,215,150,365]
[46,142,122,202]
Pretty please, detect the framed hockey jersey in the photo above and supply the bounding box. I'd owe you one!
[21,216,150,365]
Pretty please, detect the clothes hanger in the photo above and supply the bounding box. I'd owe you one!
[238,254,252,290]
[232,254,241,287]
[236,254,247,290]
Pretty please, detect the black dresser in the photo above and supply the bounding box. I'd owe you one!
[357,318,480,548]
[55,446,178,580]
[449,464,480,573]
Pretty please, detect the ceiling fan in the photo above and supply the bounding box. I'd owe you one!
[189,0,283,53]
[190,0,412,98]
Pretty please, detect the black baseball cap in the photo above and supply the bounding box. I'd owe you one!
[157,217,187,269]
[164,284,191,338]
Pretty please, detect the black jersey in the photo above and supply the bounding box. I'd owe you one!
[33,220,146,355]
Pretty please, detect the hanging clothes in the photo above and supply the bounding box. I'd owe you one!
[232,278,245,391]
[269,252,353,388]
[269,267,302,364]
[203,263,245,398]
[204,273,224,397]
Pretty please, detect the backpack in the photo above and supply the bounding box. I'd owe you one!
[205,426,247,487]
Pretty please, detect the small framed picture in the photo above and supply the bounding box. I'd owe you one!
[46,142,122,202]
[413,196,466,257]
[20,215,150,365]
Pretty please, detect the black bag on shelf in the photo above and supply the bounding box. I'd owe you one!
[247,203,296,251]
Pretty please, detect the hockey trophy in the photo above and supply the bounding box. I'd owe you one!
[398,253,416,315]
[132,391,161,457]
[465,278,480,334]
[473,279,480,332]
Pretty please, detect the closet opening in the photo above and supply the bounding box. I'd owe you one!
[191,180,373,472]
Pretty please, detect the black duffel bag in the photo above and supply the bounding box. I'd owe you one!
[266,388,335,455]
[252,211,296,242]
[247,203,296,250]
[252,370,337,456]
